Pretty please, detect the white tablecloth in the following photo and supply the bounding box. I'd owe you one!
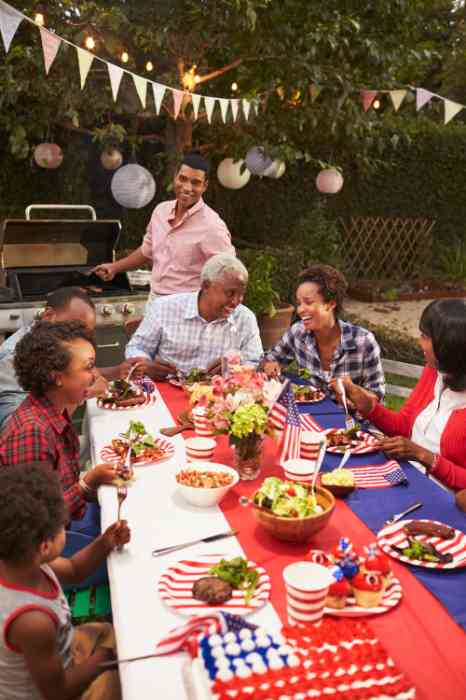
[87,388,281,700]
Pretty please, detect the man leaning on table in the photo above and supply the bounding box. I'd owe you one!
[92,152,235,299]
[125,254,263,379]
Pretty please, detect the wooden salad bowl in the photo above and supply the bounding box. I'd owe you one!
[251,486,335,543]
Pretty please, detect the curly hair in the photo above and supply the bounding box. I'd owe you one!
[14,320,96,396]
[0,466,66,562]
[297,264,348,317]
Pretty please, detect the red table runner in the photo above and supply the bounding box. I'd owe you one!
[158,383,466,700]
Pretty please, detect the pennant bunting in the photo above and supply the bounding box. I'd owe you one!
[251,99,260,116]
[152,83,166,115]
[444,99,463,125]
[39,27,61,75]
[172,89,184,119]
[76,47,94,89]
[416,88,434,111]
[191,92,202,120]
[242,99,252,120]
[361,90,378,112]
[218,97,230,123]
[230,99,240,122]
[133,74,148,108]
[204,96,217,123]
[0,0,22,53]
[389,89,407,112]
[107,63,124,102]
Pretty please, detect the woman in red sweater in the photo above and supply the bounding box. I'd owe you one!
[339,299,466,491]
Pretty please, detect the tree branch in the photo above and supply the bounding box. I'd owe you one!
[197,58,243,84]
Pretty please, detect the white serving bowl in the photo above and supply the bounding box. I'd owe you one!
[176,462,239,508]
[282,458,315,482]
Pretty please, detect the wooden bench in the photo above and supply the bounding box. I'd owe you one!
[382,358,423,398]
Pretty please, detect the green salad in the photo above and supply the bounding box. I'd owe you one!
[253,477,322,518]
[122,420,157,456]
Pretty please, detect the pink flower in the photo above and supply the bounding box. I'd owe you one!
[211,375,225,396]
[213,416,230,431]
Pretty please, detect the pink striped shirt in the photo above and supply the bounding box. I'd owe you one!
[141,198,235,295]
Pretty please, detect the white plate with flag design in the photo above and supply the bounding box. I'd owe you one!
[158,554,271,617]
[100,436,174,466]
[324,429,379,454]
[377,519,466,570]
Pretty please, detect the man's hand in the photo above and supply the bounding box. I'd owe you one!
[102,520,131,551]
[91,263,117,281]
[128,356,177,380]
[379,436,426,462]
[262,361,281,378]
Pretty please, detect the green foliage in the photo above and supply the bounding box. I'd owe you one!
[241,252,279,318]
[438,239,466,280]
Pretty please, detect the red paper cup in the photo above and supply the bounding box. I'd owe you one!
[283,562,333,626]
[185,437,216,462]
[300,430,322,461]
[192,407,215,437]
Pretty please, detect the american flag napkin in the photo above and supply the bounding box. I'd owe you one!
[346,460,409,488]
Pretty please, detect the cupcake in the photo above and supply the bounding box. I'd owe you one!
[362,544,392,589]
[326,566,351,609]
[351,572,384,608]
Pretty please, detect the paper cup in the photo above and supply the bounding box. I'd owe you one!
[300,430,322,461]
[185,437,216,462]
[192,407,215,437]
[282,458,315,483]
[283,561,333,626]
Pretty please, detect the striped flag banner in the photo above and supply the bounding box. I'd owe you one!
[347,460,408,489]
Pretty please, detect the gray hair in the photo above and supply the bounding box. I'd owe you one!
[200,254,248,284]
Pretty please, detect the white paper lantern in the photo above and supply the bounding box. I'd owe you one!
[316,168,344,194]
[217,158,251,190]
[101,147,123,171]
[111,164,156,208]
[245,146,273,176]
[262,159,286,179]
[34,143,63,169]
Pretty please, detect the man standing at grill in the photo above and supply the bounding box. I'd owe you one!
[92,153,235,300]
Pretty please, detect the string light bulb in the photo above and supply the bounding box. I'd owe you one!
[182,65,198,91]
[194,75,201,85]
[121,51,129,64]
[34,12,45,26]
[231,82,238,92]
[145,61,153,72]
[85,36,95,50]
[373,99,381,110]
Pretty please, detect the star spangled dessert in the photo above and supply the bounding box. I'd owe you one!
[190,617,416,700]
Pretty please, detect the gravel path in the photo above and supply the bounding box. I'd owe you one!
[345,298,440,340]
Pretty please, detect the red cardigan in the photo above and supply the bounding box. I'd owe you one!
[367,367,466,491]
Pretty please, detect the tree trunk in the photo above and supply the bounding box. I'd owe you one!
[165,119,193,175]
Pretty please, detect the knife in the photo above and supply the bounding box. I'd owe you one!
[152,529,238,557]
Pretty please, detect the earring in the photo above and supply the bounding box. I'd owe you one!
[57,380,63,387]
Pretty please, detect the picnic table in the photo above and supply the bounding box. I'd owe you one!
[87,383,466,700]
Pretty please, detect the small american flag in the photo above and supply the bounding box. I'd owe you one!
[268,383,302,461]
[347,460,408,489]
[154,612,256,658]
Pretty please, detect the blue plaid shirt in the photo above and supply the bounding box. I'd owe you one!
[126,291,263,372]
[265,319,385,400]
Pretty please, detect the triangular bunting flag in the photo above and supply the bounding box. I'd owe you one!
[252,99,260,116]
[172,89,184,119]
[191,93,202,120]
[416,88,434,111]
[204,96,217,123]
[309,84,321,102]
[242,99,252,120]
[133,74,148,108]
[389,89,407,112]
[76,47,94,89]
[0,0,22,53]
[444,99,464,125]
[39,27,61,75]
[107,63,124,102]
[152,83,166,115]
[230,99,240,122]
[218,98,230,123]
[361,90,378,112]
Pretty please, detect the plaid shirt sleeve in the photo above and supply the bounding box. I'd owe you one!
[360,331,385,400]
[263,327,297,364]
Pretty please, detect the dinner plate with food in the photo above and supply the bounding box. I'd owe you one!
[100,420,174,466]
[324,426,379,454]
[97,378,156,410]
[158,554,271,616]
[377,518,466,569]
[291,384,326,404]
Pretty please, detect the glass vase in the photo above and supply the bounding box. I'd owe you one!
[232,433,263,480]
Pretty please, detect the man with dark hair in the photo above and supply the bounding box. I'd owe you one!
[92,152,235,298]
[0,287,135,431]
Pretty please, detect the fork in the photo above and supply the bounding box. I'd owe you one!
[117,485,128,522]
[385,501,423,525]
[337,378,355,431]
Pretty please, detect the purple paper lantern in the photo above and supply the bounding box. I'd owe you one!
[316,168,344,194]
[245,146,273,176]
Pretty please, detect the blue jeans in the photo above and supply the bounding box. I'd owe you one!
[63,501,108,591]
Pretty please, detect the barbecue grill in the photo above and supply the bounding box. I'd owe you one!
[0,205,148,365]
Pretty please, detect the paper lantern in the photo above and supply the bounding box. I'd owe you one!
[262,159,286,179]
[100,147,123,171]
[245,146,273,176]
[217,158,251,190]
[316,168,344,194]
[33,143,63,169]
[111,164,156,208]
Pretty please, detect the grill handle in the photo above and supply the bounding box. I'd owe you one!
[25,204,97,221]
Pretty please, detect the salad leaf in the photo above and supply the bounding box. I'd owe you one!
[208,557,259,603]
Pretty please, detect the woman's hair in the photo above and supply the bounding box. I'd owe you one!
[297,264,348,317]
[419,299,466,391]
[0,466,66,562]
[14,320,96,396]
